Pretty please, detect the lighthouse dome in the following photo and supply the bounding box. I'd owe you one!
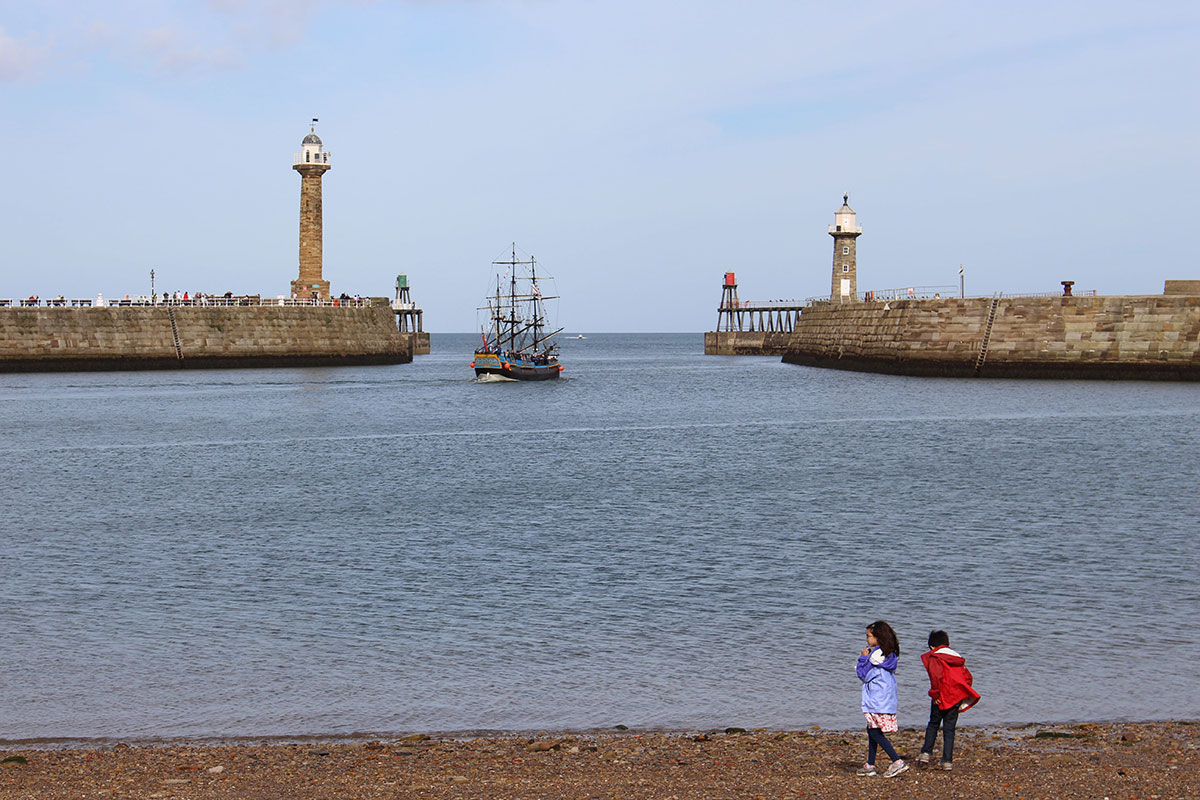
[828,193,861,236]
[295,126,330,167]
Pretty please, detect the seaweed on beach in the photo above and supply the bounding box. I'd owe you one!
[1033,729,1090,739]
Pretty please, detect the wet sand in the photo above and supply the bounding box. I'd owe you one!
[1,720,1195,799]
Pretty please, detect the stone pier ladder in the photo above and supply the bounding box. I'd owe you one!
[167,307,184,360]
[975,294,1000,375]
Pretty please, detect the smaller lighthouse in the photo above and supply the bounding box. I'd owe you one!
[828,194,862,304]
[292,121,332,300]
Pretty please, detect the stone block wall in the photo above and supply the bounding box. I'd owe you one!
[408,331,431,355]
[294,164,330,299]
[830,234,858,302]
[704,331,793,355]
[0,306,411,372]
[782,295,1200,380]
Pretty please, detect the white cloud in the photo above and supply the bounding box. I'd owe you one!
[133,25,241,74]
[0,0,370,81]
[0,26,49,81]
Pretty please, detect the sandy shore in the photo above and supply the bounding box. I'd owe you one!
[1,720,1195,799]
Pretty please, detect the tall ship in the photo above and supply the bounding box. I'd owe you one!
[472,245,564,380]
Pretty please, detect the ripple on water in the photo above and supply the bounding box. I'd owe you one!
[0,334,1197,738]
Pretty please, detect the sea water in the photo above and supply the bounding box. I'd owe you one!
[1,333,1197,741]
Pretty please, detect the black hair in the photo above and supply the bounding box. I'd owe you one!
[928,629,950,648]
[868,620,899,657]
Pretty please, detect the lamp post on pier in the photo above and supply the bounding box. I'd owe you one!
[151,269,156,303]
[959,265,964,298]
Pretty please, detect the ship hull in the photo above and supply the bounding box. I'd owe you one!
[472,351,561,381]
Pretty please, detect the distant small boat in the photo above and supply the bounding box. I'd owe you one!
[471,244,564,381]
[567,334,586,340]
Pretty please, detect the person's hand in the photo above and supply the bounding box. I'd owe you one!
[861,646,871,656]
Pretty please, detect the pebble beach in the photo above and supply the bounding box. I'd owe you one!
[2,720,1195,800]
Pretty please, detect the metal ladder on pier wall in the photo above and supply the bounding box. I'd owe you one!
[974,294,1000,375]
[166,307,184,360]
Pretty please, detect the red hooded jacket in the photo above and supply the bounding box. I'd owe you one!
[921,646,981,712]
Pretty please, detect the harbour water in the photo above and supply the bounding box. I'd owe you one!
[1,333,1197,741]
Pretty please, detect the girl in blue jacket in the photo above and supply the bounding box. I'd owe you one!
[855,620,908,778]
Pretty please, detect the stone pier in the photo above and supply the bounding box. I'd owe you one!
[0,305,411,372]
[782,293,1200,380]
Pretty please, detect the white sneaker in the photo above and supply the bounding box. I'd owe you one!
[882,759,909,778]
[916,751,931,764]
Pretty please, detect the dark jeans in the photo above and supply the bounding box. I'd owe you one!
[867,726,899,765]
[921,699,959,762]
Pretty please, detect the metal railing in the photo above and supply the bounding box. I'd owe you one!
[805,287,1099,303]
[1,298,93,307]
[994,290,1098,298]
[1,296,386,309]
[862,285,958,301]
[733,299,806,308]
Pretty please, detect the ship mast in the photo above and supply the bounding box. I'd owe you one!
[508,243,518,352]
[482,242,558,358]
[530,255,540,353]
[492,275,502,349]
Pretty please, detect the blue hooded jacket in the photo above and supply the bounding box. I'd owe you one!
[857,646,899,714]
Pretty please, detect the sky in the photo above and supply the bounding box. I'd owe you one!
[2,0,1198,332]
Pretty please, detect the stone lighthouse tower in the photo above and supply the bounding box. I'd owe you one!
[291,121,332,300]
[828,194,862,303]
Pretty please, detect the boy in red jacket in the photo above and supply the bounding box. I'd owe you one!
[917,630,981,770]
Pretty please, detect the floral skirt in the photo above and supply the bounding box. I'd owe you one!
[864,712,898,732]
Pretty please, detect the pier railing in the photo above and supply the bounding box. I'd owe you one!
[732,299,806,309]
[1,296,388,309]
[804,287,1098,303]
[860,285,959,301]
[990,290,1098,298]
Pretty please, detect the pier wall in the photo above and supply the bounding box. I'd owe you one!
[704,331,793,355]
[1165,280,1200,295]
[0,306,412,372]
[781,295,1200,380]
[407,331,431,355]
